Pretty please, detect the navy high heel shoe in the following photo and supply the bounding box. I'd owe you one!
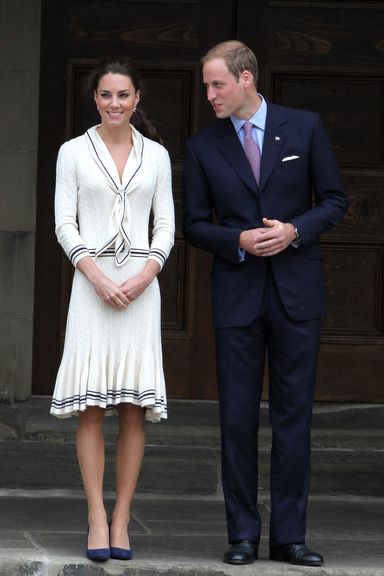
[109,521,133,560]
[110,546,133,560]
[86,526,111,562]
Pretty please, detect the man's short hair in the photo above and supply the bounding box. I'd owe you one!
[201,40,258,87]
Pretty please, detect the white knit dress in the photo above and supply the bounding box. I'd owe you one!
[50,125,175,422]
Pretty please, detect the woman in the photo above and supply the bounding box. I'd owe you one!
[50,58,175,562]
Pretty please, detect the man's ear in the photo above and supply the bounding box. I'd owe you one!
[240,70,254,88]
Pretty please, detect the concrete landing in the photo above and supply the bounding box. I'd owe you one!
[0,492,383,575]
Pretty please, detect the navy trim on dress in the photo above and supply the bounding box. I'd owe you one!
[51,388,167,413]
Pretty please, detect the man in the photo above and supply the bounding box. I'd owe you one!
[182,41,346,567]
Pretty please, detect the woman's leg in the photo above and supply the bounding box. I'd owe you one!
[76,406,109,549]
[110,403,145,549]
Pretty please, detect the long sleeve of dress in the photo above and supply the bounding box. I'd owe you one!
[54,142,91,267]
[148,146,175,270]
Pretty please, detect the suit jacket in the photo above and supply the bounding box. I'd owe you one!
[182,102,347,326]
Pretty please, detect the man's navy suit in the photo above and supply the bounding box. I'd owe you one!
[182,102,347,547]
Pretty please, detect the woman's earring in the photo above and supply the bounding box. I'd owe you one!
[96,105,99,111]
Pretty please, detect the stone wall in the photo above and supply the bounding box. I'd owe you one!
[0,0,41,401]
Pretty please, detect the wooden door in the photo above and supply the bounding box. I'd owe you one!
[33,0,384,402]
[236,0,384,401]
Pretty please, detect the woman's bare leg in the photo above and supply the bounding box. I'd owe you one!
[110,403,145,549]
[76,406,109,549]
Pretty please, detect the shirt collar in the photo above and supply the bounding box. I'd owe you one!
[230,94,267,135]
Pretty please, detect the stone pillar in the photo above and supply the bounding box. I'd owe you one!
[0,0,41,401]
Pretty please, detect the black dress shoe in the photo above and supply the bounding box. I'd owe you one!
[270,543,324,566]
[223,540,258,565]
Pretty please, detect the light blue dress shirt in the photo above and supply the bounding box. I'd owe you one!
[230,94,267,151]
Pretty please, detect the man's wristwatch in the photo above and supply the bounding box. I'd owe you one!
[290,224,301,245]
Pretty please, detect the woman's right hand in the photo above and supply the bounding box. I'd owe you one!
[76,256,130,309]
[92,275,130,309]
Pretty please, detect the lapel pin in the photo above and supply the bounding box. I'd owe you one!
[275,136,280,141]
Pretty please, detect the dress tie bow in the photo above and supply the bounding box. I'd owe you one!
[95,189,132,266]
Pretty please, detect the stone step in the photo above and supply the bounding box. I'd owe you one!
[3,397,384,445]
[1,398,383,496]
[2,440,220,495]
[2,439,384,497]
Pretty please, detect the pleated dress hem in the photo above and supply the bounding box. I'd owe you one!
[50,392,167,423]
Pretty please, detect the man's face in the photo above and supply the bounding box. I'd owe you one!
[202,57,246,119]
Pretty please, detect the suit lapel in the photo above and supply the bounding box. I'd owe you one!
[215,119,257,192]
[213,108,289,194]
[260,104,288,192]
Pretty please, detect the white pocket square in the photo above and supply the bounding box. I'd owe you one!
[282,155,300,162]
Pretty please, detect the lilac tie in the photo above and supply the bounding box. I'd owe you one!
[243,121,261,185]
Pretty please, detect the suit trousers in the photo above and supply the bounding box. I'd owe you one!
[215,262,321,547]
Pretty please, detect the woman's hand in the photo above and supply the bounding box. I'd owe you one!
[93,275,130,309]
[120,260,161,302]
[76,256,129,309]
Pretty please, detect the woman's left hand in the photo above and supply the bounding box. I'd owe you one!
[120,260,160,302]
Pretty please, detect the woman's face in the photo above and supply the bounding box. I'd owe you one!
[94,72,140,128]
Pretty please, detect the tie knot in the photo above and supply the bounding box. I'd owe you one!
[243,122,253,137]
